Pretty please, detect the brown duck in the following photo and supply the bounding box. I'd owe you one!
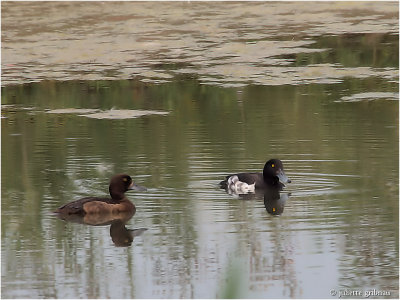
[54,174,146,215]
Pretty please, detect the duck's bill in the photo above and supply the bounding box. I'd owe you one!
[277,169,291,185]
[129,183,147,191]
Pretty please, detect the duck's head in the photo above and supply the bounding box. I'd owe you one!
[263,159,291,186]
[109,174,147,200]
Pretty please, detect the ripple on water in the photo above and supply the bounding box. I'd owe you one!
[45,108,169,119]
[288,172,359,197]
[337,92,399,102]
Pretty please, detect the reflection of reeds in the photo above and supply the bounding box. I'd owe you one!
[218,258,248,299]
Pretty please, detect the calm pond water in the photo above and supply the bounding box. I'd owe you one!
[1,2,399,299]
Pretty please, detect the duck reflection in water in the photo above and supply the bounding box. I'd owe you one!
[226,188,291,216]
[220,159,291,215]
[263,189,290,216]
[56,210,147,247]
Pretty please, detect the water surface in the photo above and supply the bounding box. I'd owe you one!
[1,1,399,299]
[2,78,398,298]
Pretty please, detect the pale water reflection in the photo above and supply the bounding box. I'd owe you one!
[1,1,399,299]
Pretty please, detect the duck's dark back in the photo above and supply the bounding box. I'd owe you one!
[54,197,115,215]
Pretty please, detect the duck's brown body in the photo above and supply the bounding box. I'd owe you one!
[54,174,145,215]
[82,198,135,214]
[54,197,135,215]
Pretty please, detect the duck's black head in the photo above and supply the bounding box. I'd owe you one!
[109,174,147,200]
[262,159,291,186]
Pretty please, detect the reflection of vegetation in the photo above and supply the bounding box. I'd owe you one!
[288,33,399,68]
[218,258,247,299]
[1,77,398,297]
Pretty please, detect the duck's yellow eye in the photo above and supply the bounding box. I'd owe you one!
[271,164,275,168]
[123,178,128,182]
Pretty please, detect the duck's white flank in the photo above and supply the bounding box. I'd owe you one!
[227,175,255,194]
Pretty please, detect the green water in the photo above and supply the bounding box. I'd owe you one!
[1,1,399,299]
[2,78,398,298]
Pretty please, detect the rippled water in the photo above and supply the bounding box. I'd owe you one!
[1,2,399,299]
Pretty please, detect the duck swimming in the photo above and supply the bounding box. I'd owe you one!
[220,159,291,193]
[54,174,146,215]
